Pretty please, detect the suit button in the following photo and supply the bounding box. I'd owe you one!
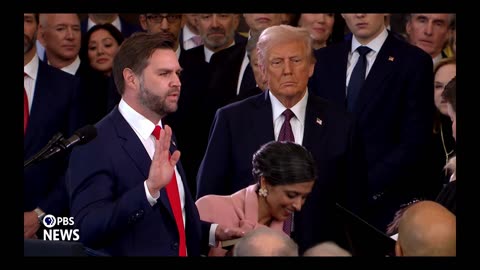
[128,216,136,224]
[171,242,178,250]
[136,210,144,218]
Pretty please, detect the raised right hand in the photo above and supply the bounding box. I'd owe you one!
[146,125,180,196]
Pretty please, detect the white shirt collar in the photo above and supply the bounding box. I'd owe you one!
[118,99,162,141]
[269,89,308,124]
[24,55,39,80]
[87,16,122,32]
[183,25,197,41]
[49,56,81,75]
[204,41,235,63]
[351,27,388,54]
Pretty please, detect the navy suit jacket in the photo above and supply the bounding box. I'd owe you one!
[24,59,83,216]
[81,17,141,38]
[196,91,367,252]
[67,107,209,256]
[309,31,434,229]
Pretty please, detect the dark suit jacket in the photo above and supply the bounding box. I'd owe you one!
[166,43,247,196]
[196,91,367,252]
[81,17,142,38]
[24,59,83,216]
[309,31,434,230]
[67,107,209,256]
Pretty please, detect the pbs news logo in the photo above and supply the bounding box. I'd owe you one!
[42,214,80,241]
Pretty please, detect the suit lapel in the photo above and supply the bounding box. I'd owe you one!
[113,110,151,180]
[24,62,62,154]
[253,91,276,143]
[354,33,397,114]
[111,108,175,216]
[303,95,327,149]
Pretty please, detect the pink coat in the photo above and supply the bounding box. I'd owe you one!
[195,184,284,256]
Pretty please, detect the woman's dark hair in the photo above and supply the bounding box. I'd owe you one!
[252,141,317,186]
[79,23,125,65]
[442,76,456,113]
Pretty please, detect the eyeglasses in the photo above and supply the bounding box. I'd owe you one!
[146,14,181,24]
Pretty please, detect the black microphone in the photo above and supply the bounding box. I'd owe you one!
[24,125,97,168]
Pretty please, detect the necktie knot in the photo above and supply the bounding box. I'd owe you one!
[152,125,161,140]
[282,109,295,122]
[356,46,372,57]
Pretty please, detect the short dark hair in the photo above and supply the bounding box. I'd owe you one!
[112,32,175,95]
[442,76,456,113]
[252,141,317,186]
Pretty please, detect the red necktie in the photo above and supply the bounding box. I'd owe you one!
[152,125,187,256]
[278,109,295,236]
[24,72,29,135]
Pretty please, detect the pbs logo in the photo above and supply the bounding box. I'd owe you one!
[41,215,75,228]
[42,214,56,228]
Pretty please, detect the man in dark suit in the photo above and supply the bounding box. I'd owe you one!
[165,13,246,196]
[67,32,243,256]
[196,25,366,253]
[24,13,84,239]
[81,13,142,39]
[308,14,434,232]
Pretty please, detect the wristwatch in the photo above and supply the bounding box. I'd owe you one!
[34,208,46,224]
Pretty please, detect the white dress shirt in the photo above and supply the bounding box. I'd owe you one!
[118,99,186,226]
[24,56,39,113]
[346,27,388,95]
[269,90,308,145]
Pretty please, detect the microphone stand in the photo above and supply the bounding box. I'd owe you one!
[24,133,64,169]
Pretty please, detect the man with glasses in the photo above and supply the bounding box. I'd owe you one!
[139,13,183,60]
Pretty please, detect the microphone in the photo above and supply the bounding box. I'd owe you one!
[24,125,97,168]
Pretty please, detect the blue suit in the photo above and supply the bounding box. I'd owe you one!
[24,59,83,216]
[308,31,434,231]
[67,107,209,256]
[196,91,367,252]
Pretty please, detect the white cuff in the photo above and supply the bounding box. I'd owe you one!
[144,181,160,206]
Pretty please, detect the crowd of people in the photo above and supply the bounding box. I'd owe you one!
[24,13,456,257]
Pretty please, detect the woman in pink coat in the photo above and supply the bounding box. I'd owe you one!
[196,141,318,256]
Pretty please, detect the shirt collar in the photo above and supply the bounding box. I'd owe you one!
[269,89,308,123]
[183,25,196,41]
[88,16,121,32]
[24,55,39,80]
[204,41,235,63]
[118,99,162,141]
[351,26,388,54]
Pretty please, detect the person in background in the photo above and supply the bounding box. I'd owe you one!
[232,227,299,256]
[196,25,367,253]
[83,24,124,77]
[79,23,125,125]
[180,14,203,50]
[429,57,456,199]
[81,13,142,38]
[196,141,317,256]
[24,13,83,239]
[67,32,244,256]
[233,31,266,101]
[405,13,455,65]
[309,13,434,232]
[297,13,335,49]
[37,13,82,75]
[303,241,352,256]
[435,76,456,214]
[395,200,456,256]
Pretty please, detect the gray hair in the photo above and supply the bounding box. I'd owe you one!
[256,24,314,69]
